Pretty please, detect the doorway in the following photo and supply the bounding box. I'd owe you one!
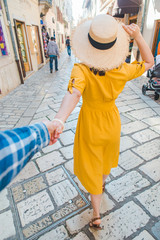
[14,20,32,78]
[27,25,43,66]
[33,26,43,65]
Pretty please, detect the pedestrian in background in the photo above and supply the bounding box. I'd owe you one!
[47,37,59,73]
[51,14,154,229]
[66,36,71,56]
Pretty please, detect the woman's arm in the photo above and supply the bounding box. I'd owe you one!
[123,24,154,71]
[55,88,81,122]
[51,88,81,139]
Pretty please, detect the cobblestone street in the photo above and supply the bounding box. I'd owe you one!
[0,52,160,240]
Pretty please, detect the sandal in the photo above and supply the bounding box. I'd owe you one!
[89,217,103,230]
[102,182,106,193]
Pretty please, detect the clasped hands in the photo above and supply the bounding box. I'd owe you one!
[43,120,64,145]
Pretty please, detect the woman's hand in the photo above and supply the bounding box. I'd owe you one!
[50,121,64,145]
[123,23,154,71]
[122,23,141,39]
[43,120,63,145]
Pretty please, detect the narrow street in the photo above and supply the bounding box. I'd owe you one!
[0,52,160,240]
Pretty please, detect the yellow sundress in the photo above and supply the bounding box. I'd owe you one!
[68,61,145,194]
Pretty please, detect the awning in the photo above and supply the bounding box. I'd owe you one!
[112,0,142,18]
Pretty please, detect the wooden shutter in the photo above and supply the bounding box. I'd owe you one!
[14,20,26,78]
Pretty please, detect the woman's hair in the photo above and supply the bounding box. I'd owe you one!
[90,68,105,76]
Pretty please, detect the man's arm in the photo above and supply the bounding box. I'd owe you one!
[0,122,56,191]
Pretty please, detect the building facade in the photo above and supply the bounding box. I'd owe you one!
[55,0,72,51]
[0,0,73,97]
[0,1,20,96]
[63,0,72,40]
[40,0,72,53]
[0,0,47,97]
[39,0,56,57]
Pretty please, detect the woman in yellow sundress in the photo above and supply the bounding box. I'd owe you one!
[52,14,154,229]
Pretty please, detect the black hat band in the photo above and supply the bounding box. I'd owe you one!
[88,33,117,50]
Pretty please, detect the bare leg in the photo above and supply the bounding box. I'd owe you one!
[103,174,108,184]
[102,174,109,192]
[90,175,109,227]
[90,194,102,226]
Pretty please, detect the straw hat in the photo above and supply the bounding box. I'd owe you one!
[71,14,130,71]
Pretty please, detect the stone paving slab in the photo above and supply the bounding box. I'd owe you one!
[120,136,137,152]
[64,159,74,175]
[129,102,149,110]
[132,139,160,161]
[66,209,92,234]
[38,225,69,240]
[139,158,160,182]
[36,151,66,172]
[136,182,160,217]
[151,124,160,134]
[110,166,124,177]
[7,166,89,239]
[42,140,62,154]
[142,116,160,126]
[60,130,75,146]
[17,190,55,227]
[0,210,16,240]
[120,114,132,124]
[46,167,67,186]
[0,189,10,211]
[72,232,90,240]
[131,128,159,143]
[132,230,155,240]
[119,150,144,170]
[50,179,78,206]
[107,171,150,202]
[121,120,148,135]
[9,161,39,186]
[127,108,157,120]
[90,201,150,240]
[60,145,74,159]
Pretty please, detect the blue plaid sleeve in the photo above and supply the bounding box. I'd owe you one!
[0,122,50,191]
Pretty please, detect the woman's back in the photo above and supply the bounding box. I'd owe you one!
[68,62,145,106]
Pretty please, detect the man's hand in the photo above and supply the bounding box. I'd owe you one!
[43,120,62,145]
[122,23,141,40]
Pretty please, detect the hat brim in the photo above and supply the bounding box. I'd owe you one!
[71,19,130,71]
